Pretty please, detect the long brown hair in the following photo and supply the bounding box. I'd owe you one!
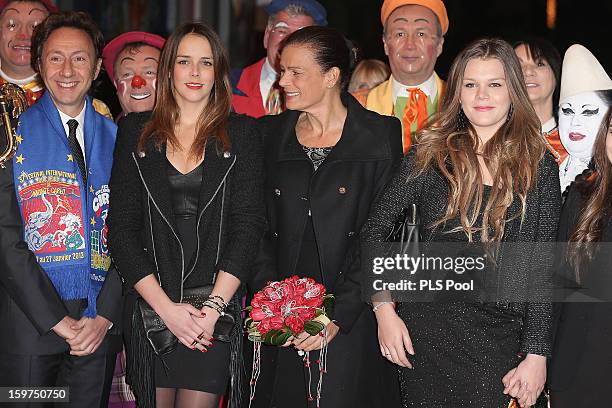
[568,105,612,280]
[138,22,232,158]
[415,38,545,242]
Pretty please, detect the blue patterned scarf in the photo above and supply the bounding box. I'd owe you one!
[13,93,117,317]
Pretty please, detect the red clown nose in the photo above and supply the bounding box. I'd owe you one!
[131,75,146,88]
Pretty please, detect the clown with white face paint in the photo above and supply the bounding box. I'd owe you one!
[0,0,56,104]
[558,44,612,192]
[102,31,165,120]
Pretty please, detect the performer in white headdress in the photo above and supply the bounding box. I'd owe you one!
[558,44,612,192]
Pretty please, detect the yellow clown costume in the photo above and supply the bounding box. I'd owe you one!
[354,73,445,154]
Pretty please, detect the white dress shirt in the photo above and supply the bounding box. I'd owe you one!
[541,117,557,134]
[259,58,278,106]
[58,102,87,164]
[391,73,438,105]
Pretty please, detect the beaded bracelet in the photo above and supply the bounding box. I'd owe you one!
[206,298,227,312]
[208,295,228,308]
[372,301,395,313]
[202,300,226,316]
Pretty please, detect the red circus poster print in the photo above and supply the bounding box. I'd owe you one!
[17,169,85,261]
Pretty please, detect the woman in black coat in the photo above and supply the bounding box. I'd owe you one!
[249,27,403,408]
[107,23,265,408]
[548,109,612,407]
[360,39,560,408]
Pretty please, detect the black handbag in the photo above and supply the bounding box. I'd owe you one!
[137,285,236,356]
[377,204,422,304]
[385,203,420,256]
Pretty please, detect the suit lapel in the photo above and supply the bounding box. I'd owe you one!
[236,59,266,118]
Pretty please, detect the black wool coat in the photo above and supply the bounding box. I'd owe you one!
[248,93,403,408]
[255,92,403,331]
[549,185,612,403]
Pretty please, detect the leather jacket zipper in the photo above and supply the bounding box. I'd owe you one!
[132,153,187,301]
[183,154,236,283]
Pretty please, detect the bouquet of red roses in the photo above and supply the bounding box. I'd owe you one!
[245,275,334,345]
[246,276,334,407]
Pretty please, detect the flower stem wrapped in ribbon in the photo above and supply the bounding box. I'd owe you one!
[246,275,334,407]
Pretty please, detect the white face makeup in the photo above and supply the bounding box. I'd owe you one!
[559,91,609,159]
[0,2,48,78]
[114,45,160,113]
[383,5,443,86]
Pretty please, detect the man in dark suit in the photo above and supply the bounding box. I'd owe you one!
[0,11,121,407]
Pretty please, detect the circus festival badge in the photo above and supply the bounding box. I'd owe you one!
[246,276,334,408]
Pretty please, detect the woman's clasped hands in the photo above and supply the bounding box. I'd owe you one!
[157,302,218,352]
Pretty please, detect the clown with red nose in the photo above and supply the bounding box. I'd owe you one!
[102,31,165,120]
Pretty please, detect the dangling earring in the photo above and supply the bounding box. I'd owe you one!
[506,103,514,121]
[457,108,467,129]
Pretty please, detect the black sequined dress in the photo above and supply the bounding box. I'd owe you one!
[397,186,524,407]
[361,149,561,408]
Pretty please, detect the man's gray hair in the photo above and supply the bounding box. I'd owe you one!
[267,4,315,27]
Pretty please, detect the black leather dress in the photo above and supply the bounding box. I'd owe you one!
[153,159,230,393]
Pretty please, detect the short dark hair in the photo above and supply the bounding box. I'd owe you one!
[281,26,355,91]
[31,11,104,73]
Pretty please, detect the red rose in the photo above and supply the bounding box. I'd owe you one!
[261,300,281,314]
[295,307,316,321]
[285,314,305,334]
[262,284,283,302]
[303,296,323,308]
[269,316,284,330]
[258,318,271,335]
[250,308,267,321]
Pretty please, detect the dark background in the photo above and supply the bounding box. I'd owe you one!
[54,0,610,116]
[319,0,610,79]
